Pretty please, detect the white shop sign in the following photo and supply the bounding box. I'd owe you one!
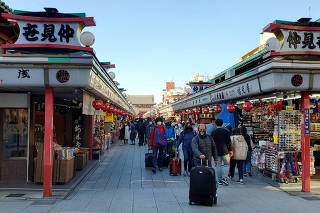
[279,29,320,52]
[0,68,44,86]
[15,21,81,47]
[210,79,260,102]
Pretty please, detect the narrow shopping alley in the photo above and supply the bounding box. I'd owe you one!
[1,142,319,213]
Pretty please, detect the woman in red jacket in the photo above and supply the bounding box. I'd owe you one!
[150,117,166,174]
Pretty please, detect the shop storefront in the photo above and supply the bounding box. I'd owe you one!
[171,19,320,192]
[0,9,134,196]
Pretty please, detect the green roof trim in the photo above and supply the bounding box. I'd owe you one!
[273,20,293,24]
[48,57,71,62]
[212,48,269,81]
[0,1,13,13]
[315,18,320,23]
[101,62,111,65]
[13,10,86,17]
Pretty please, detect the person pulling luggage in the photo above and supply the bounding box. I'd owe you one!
[150,117,166,174]
[191,124,218,168]
[177,122,196,176]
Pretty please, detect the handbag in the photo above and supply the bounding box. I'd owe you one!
[156,127,167,146]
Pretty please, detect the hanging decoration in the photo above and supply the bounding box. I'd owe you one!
[203,107,210,114]
[227,104,235,113]
[214,106,222,113]
[267,104,276,111]
[92,100,103,110]
[189,109,194,115]
[184,111,188,116]
[243,101,253,112]
[276,101,283,111]
[195,108,201,115]
[101,103,109,112]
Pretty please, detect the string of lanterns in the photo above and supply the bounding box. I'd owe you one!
[172,101,255,116]
[92,100,133,117]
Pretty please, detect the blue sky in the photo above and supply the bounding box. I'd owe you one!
[4,0,320,102]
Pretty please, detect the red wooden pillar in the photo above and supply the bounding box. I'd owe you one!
[43,88,54,197]
[89,115,93,160]
[301,91,311,192]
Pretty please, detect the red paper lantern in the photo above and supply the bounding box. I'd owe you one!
[92,100,103,110]
[203,107,210,114]
[195,108,201,115]
[276,101,283,111]
[243,101,253,112]
[109,105,114,112]
[214,106,222,113]
[227,104,235,113]
[101,104,109,112]
[189,109,194,115]
[267,104,275,111]
[184,111,188,116]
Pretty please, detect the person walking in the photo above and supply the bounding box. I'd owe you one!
[145,119,154,147]
[165,120,175,155]
[150,117,166,174]
[119,122,125,146]
[192,124,218,168]
[229,128,248,184]
[211,119,232,185]
[124,121,130,144]
[241,126,253,177]
[138,119,146,146]
[130,121,137,145]
[177,122,197,176]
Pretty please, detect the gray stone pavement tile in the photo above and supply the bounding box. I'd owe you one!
[22,205,52,213]
[132,207,157,213]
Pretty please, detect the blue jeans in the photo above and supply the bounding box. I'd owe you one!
[243,150,252,174]
[217,155,229,181]
[152,146,164,169]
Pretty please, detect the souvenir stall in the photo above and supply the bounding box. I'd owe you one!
[240,99,308,183]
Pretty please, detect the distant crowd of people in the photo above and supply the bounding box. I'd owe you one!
[117,117,253,184]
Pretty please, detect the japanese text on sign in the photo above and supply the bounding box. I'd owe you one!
[281,29,320,52]
[16,21,81,46]
[305,109,310,135]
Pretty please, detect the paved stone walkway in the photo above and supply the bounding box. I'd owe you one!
[1,142,320,213]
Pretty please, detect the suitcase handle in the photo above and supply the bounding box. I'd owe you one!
[200,158,209,167]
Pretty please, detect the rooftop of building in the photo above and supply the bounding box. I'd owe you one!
[127,95,155,105]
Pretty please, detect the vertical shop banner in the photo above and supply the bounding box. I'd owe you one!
[305,109,310,135]
[217,103,235,128]
[104,112,114,123]
[82,92,95,115]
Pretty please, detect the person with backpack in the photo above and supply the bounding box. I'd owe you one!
[241,126,253,177]
[165,120,175,155]
[191,124,218,168]
[228,128,248,184]
[150,117,166,174]
[177,122,197,176]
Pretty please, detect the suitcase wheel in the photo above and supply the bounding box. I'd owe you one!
[213,196,217,205]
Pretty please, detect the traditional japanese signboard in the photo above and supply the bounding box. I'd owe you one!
[0,67,44,86]
[210,79,260,103]
[0,13,95,51]
[264,23,320,55]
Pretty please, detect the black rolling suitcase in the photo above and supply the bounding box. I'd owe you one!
[189,160,217,206]
[145,148,153,168]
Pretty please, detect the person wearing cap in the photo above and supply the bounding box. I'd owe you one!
[191,124,218,168]
[150,117,166,174]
